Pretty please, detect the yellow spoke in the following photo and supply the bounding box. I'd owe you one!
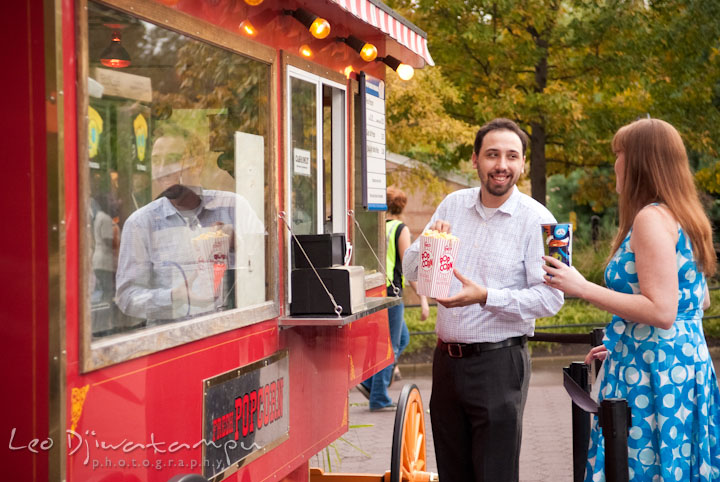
[414,434,424,461]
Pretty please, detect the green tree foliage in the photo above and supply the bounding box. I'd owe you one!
[386,0,645,205]
[386,0,720,214]
[385,67,477,202]
[386,67,476,172]
[638,1,720,156]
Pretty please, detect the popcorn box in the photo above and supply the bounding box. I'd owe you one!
[541,223,572,266]
[191,229,231,298]
[417,230,460,298]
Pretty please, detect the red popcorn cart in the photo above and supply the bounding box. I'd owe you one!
[2,0,435,481]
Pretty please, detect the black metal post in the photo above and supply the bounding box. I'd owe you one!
[599,399,630,482]
[590,328,604,377]
[565,362,591,482]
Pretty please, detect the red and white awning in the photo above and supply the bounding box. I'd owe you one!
[328,0,434,66]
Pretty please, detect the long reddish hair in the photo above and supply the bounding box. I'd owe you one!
[610,118,716,277]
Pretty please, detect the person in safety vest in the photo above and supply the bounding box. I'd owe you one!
[356,187,428,411]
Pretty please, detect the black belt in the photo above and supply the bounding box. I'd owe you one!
[438,336,527,358]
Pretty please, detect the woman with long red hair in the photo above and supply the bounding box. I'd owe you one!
[543,118,720,480]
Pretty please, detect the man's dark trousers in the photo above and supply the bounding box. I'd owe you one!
[429,340,531,481]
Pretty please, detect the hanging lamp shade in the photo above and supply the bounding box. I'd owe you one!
[100,31,131,68]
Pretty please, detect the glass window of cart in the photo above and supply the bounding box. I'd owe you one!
[84,2,272,342]
[286,67,346,237]
[285,66,347,295]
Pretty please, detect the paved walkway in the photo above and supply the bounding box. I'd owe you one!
[311,356,577,481]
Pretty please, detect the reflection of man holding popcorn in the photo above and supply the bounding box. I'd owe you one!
[116,183,264,324]
[404,118,563,482]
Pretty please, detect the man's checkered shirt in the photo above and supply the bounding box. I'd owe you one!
[404,186,564,343]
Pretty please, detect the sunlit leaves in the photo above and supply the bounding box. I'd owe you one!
[386,67,476,172]
[387,0,720,213]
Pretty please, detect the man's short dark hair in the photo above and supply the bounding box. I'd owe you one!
[473,118,529,155]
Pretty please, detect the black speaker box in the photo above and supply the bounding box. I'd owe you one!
[290,266,364,315]
[292,233,346,269]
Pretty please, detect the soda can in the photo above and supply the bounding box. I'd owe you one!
[541,223,572,266]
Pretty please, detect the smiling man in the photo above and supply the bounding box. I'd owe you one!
[404,118,564,481]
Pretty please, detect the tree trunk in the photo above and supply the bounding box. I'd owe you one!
[530,38,548,205]
[530,121,547,205]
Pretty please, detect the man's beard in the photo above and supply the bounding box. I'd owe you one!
[483,170,516,197]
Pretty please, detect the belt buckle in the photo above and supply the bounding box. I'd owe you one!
[447,343,463,358]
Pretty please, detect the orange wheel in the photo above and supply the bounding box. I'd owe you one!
[390,384,429,482]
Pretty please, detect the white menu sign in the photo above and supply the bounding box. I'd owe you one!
[364,75,386,211]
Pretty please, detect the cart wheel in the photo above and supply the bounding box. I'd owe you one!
[389,383,429,482]
[166,475,209,482]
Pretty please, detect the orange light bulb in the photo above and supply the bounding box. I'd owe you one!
[239,20,257,36]
[309,18,330,39]
[359,43,377,62]
[299,44,313,58]
[244,0,264,5]
[343,66,354,78]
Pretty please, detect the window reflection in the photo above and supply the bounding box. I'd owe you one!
[290,77,317,235]
[86,2,270,337]
[115,183,264,323]
[323,85,333,234]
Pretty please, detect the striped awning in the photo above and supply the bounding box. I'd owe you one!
[328,0,434,66]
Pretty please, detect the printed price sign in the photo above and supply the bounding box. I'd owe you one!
[360,73,387,211]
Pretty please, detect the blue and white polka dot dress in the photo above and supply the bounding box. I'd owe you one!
[585,225,720,481]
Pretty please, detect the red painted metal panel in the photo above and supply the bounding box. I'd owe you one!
[64,317,370,482]
[66,321,281,481]
[0,0,50,481]
[276,49,286,314]
[63,0,81,381]
[347,287,394,386]
[62,299,392,482]
[280,463,310,482]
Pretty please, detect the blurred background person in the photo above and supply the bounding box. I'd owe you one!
[90,193,120,336]
[357,187,429,411]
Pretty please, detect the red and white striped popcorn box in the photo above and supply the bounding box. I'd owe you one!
[191,230,231,297]
[191,231,230,269]
[417,234,460,298]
